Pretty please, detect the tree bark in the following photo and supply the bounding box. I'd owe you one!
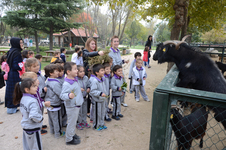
[180,0,189,40]
[49,25,53,50]
[119,8,131,41]
[34,30,39,53]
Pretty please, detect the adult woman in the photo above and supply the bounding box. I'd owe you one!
[108,35,129,107]
[5,37,23,114]
[83,38,104,76]
[145,35,152,68]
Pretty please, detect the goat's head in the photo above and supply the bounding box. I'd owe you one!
[153,35,190,63]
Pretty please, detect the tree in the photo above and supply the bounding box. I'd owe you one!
[154,22,171,42]
[125,20,141,47]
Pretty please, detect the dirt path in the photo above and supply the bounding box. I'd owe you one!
[0,49,167,150]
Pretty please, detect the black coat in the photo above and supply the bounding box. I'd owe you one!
[82,49,99,75]
[0,69,5,89]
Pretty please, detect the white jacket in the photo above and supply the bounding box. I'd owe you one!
[132,66,147,86]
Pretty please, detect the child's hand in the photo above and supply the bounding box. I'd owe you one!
[44,87,47,92]
[101,93,106,97]
[86,88,90,93]
[81,88,85,91]
[138,79,141,81]
[125,60,129,63]
[118,87,122,91]
[122,92,124,96]
[143,77,146,80]
[44,101,51,107]
[69,93,75,99]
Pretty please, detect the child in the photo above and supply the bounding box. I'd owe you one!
[132,58,150,102]
[22,50,29,62]
[50,51,61,63]
[88,67,95,123]
[103,62,112,122]
[60,62,83,145]
[75,51,83,66]
[35,54,43,73]
[60,48,66,63]
[128,52,142,93]
[77,65,91,130]
[71,46,80,63]
[143,46,149,67]
[90,64,108,131]
[1,55,9,81]
[29,50,34,58]
[13,78,49,150]
[111,65,125,120]
[44,64,64,138]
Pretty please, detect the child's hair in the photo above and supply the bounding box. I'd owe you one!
[25,58,39,71]
[113,65,122,73]
[29,51,34,56]
[78,51,83,57]
[60,47,66,53]
[44,64,58,77]
[74,46,80,52]
[35,54,42,60]
[77,65,84,71]
[136,58,143,64]
[103,62,110,68]
[53,59,64,64]
[21,72,37,80]
[134,52,142,58]
[54,51,60,56]
[144,46,149,51]
[81,46,84,50]
[0,55,7,64]
[64,62,76,74]
[22,50,29,59]
[56,64,64,72]
[13,78,35,105]
[92,64,104,76]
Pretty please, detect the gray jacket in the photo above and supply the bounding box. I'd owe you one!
[45,78,62,107]
[20,94,43,130]
[77,75,90,98]
[128,59,136,78]
[108,48,124,67]
[37,73,46,98]
[90,76,107,102]
[60,77,84,107]
[57,75,65,85]
[103,74,111,96]
[111,74,125,97]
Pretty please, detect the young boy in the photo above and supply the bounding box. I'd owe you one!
[90,64,108,131]
[103,62,112,122]
[35,54,43,73]
[60,48,66,63]
[128,52,142,93]
[44,64,64,138]
[111,65,125,120]
[60,62,83,145]
[132,58,150,102]
[51,51,61,63]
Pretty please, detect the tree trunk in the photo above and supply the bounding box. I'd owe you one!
[68,29,71,47]
[49,25,53,50]
[119,9,131,41]
[34,30,39,53]
[180,0,189,40]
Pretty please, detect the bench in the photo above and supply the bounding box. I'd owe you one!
[42,56,52,62]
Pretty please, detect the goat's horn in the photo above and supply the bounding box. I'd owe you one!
[182,35,191,42]
[175,41,186,50]
[163,41,177,46]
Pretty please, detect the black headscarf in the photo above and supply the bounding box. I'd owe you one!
[7,37,23,68]
[145,35,153,47]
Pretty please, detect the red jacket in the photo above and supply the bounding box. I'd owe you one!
[143,51,148,62]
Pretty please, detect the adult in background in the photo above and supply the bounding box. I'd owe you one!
[5,37,24,114]
[145,35,152,68]
[108,35,129,107]
[29,38,33,47]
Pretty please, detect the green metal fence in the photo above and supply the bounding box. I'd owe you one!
[150,65,226,150]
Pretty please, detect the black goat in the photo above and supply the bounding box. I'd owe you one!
[170,106,208,150]
[215,61,226,75]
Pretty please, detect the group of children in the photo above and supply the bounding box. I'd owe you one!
[3,46,151,149]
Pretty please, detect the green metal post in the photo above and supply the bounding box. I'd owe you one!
[222,46,225,63]
[149,91,170,150]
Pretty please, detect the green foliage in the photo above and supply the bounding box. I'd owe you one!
[201,25,226,43]
[154,22,171,42]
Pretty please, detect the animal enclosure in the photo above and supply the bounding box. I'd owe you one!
[150,65,226,150]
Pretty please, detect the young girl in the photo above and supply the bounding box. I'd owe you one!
[29,50,34,58]
[1,55,9,81]
[20,50,29,76]
[77,65,91,130]
[13,78,49,150]
[143,46,149,67]
[75,51,83,66]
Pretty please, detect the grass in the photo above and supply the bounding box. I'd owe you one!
[0,47,9,49]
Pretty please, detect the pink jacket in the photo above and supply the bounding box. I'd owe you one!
[1,62,10,80]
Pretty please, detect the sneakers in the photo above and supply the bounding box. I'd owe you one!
[42,125,47,130]
[145,99,150,102]
[76,124,83,130]
[136,99,140,102]
[82,123,91,128]
[121,103,128,107]
[148,66,151,68]
[0,99,4,105]
[102,125,107,129]
[112,115,120,120]
[130,90,133,94]
[96,126,103,131]
[73,134,80,139]
[60,131,65,137]
[41,130,47,135]
[105,117,112,122]
[66,138,81,145]
[118,114,123,118]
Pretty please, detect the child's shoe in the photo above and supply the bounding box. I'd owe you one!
[112,115,120,120]
[96,126,103,131]
[60,131,65,137]
[102,125,107,129]
[136,99,140,102]
[66,138,81,145]
[118,114,123,118]
[82,123,91,128]
[105,117,112,122]
[121,103,128,107]
[130,90,133,94]
[145,99,150,102]
[76,124,83,130]
[42,125,47,130]
[41,130,47,135]
[73,134,80,139]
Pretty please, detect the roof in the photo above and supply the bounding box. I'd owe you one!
[53,28,98,38]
